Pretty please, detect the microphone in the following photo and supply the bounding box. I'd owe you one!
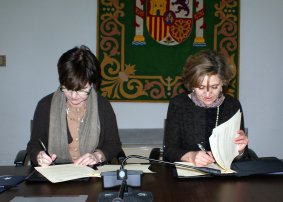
[101,155,221,188]
[98,155,221,201]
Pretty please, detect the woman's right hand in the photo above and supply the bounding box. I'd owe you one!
[37,151,56,167]
[181,151,215,167]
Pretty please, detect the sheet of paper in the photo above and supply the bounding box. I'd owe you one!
[35,164,153,182]
[209,109,241,171]
[10,195,88,202]
[35,164,96,183]
[175,162,235,177]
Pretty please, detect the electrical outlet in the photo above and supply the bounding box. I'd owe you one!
[0,55,6,67]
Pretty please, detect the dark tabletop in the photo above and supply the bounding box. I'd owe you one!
[1,165,283,202]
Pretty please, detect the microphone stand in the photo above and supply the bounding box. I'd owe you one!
[98,155,221,201]
[120,155,221,176]
[112,179,127,202]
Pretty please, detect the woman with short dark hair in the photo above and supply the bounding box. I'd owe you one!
[27,45,122,166]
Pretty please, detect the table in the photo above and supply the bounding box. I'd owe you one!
[1,165,283,202]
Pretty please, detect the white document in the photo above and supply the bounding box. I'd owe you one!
[209,109,241,171]
[35,164,96,183]
[35,164,153,183]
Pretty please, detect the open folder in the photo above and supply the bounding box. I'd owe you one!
[175,110,283,177]
[175,157,283,178]
[176,110,241,177]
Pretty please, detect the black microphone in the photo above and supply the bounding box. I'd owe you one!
[98,155,221,201]
[120,155,221,176]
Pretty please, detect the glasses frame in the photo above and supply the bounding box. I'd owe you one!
[60,85,92,96]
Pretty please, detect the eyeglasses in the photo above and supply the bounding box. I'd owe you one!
[60,86,92,96]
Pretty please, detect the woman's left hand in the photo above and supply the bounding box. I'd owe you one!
[74,152,103,166]
[234,129,249,154]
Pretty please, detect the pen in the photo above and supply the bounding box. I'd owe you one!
[197,143,217,165]
[197,143,209,155]
[38,139,55,165]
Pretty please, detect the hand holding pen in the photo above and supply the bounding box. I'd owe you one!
[194,143,215,166]
[37,139,56,166]
[197,143,209,155]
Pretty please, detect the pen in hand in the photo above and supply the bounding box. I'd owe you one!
[197,143,217,164]
[197,143,209,155]
[38,139,55,165]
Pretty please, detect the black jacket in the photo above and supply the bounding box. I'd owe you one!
[164,93,246,162]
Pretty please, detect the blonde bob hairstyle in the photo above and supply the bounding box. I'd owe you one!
[182,50,232,91]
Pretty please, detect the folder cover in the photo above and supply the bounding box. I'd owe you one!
[0,175,26,193]
[231,157,283,177]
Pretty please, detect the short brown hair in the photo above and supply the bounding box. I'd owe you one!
[182,50,232,91]
[57,45,101,91]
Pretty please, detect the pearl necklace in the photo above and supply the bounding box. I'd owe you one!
[215,106,220,128]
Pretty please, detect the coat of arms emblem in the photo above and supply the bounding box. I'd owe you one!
[146,0,193,45]
[133,0,206,47]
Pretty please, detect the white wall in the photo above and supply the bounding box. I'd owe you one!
[0,0,282,165]
[239,0,283,158]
